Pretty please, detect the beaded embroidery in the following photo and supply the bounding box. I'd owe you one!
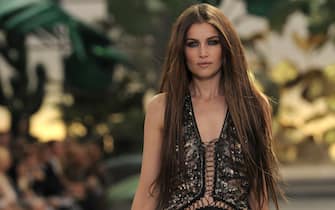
[165,94,250,210]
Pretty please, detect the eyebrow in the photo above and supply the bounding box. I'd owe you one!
[185,35,220,41]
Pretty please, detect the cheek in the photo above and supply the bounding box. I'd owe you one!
[215,48,222,59]
[214,49,223,64]
[184,49,196,64]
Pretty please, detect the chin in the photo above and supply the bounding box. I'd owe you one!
[192,70,221,80]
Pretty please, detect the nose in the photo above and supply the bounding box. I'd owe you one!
[199,44,208,58]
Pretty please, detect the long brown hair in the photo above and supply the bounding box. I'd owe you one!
[156,3,283,210]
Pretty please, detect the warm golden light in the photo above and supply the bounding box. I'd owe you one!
[68,122,87,138]
[329,143,335,161]
[325,64,335,82]
[30,106,66,142]
[270,61,298,85]
[96,123,109,135]
[0,106,10,132]
[103,135,114,153]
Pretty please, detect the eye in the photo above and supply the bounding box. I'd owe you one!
[208,39,220,45]
[186,41,199,48]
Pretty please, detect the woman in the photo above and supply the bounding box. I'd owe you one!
[132,3,283,210]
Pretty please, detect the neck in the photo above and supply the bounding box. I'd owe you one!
[189,76,223,100]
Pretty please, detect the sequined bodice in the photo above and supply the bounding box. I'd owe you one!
[165,94,250,210]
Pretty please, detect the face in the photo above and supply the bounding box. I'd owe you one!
[184,22,222,80]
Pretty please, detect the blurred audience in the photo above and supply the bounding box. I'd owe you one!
[0,146,20,210]
[0,133,108,210]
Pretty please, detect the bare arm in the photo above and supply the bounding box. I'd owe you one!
[131,93,166,210]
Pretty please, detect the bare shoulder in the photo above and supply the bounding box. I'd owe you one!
[146,92,167,114]
[145,92,167,129]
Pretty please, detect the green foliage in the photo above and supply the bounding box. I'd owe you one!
[65,55,111,92]
[245,0,335,44]
[0,31,46,138]
[0,0,43,17]
[107,0,154,35]
[0,0,129,141]
[197,0,222,6]
[245,0,277,17]
[107,0,197,36]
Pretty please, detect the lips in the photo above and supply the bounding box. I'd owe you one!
[197,62,212,68]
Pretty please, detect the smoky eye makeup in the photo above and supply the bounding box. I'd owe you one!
[185,36,220,48]
[208,39,220,45]
[185,40,199,48]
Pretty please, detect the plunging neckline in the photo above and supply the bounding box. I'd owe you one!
[188,94,229,145]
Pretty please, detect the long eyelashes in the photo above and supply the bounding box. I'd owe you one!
[208,40,220,45]
[186,41,198,48]
[185,39,220,48]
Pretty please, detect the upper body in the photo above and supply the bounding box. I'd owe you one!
[132,3,282,210]
[132,92,265,210]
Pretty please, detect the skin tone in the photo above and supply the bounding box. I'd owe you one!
[185,22,227,143]
[131,22,268,210]
[131,91,164,210]
[185,23,223,83]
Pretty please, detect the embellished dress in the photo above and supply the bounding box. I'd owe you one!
[165,93,251,210]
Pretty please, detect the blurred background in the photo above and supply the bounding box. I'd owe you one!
[0,0,334,209]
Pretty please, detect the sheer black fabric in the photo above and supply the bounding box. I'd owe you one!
[165,93,250,210]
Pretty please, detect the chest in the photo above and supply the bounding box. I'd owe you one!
[190,98,227,143]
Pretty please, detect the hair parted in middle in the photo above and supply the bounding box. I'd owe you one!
[156,3,282,210]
